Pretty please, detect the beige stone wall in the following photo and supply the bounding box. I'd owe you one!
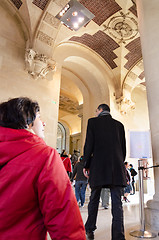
[0,4,60,148]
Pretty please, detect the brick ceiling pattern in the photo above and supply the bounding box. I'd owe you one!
[79,0,121,26]
[10,0,23,9]
[129,2,137,17]
[32,0,49,10]
[139,71,145,80]
[124,37,142,70]
[70,30,119,69]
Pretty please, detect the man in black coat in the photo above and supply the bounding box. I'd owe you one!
[84,104,127,240]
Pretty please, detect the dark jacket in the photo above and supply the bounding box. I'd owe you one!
[72,161,88,182]
[84,114,127,188]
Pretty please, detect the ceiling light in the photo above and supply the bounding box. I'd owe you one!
[55,0,95,31]
[72,11,78,16]
[78,17,84,23]
[73,23,79,29]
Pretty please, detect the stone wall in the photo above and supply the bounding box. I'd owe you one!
[0,4,60,148]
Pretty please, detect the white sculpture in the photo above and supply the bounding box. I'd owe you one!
[25,49,56,79]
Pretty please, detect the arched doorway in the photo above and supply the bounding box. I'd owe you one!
[56,122,66,154]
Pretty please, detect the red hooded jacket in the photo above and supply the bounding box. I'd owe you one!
[61,156,72,172]
[0,127,86,240]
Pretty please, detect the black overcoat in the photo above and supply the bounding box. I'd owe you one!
[84,114,127,188]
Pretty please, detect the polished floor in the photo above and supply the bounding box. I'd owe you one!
[48,191,159,240]
[80,191,159,240]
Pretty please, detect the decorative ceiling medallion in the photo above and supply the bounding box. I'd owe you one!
[103,12,138,44]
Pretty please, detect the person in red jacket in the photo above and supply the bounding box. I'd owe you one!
[0,97,86,240]
[61,151,72,176]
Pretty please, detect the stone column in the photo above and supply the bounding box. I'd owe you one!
[78,104,83,154]
[136,0,159,230]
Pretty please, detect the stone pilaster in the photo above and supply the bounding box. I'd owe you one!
[136,0,159,230]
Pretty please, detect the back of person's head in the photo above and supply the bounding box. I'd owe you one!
[80,156,84,163]
[124,162,129,168]
[129,164,133,168]
[0,97,40,129]
[97,104,110,112]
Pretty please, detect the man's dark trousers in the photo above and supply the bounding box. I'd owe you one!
[85,186,125,240]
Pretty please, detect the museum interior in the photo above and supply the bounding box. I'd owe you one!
[1,0,159,239]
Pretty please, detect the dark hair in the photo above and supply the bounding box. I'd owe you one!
[129,164,133,167]
[80,156,84,162]
[124,162,128,166]
[0,97,40,129]
[97,104,110,112]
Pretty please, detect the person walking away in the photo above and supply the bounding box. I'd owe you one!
[71,156,88,207]
[123,162,132,202]
[129,164,137,195]
[83,103,126,240]
[61,151,72,178]
[71,150,79,170]
[0,97,86,240]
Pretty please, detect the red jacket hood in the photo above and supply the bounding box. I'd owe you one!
[0,126,46,169]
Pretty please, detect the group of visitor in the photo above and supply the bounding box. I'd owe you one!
[0,97,138,240]
[123,162,137,202]
[59,149,88,208]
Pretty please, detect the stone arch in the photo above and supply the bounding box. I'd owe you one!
[58,120,71,154]
[118,59,145,114]
[53,41,115,109]
[1,0,31,44]
[54,41,115,147]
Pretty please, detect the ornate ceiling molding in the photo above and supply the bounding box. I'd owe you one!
[103,11,138,44]
[59,94,79,114]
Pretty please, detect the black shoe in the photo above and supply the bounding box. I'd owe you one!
[86,231,94,240]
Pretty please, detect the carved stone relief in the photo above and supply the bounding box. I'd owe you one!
[59,95,79,114]
[25,49,56,79]
[116,96,135,115]
[37,31,54,46]
[44,12,60,28]
[53,0,69,8]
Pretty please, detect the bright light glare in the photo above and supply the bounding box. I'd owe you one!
[78,17,84,23]
[72,11,78,16]
[73,22,79,29]
[59,12,63,16]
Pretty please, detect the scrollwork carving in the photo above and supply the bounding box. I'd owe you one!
[25,49,56,80]
[116,96,135,115]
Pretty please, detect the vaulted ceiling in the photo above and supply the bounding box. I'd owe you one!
[5,0,145,114]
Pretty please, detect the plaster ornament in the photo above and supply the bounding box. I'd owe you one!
[25,49,56,79]
[117,96,135,114]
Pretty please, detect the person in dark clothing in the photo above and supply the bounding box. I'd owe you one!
[129,164,137,195]
[60,149,65,157]
[71,156,88,207]
[83,103,126,240]
[123,162,132,202]
[71,150,79,170]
